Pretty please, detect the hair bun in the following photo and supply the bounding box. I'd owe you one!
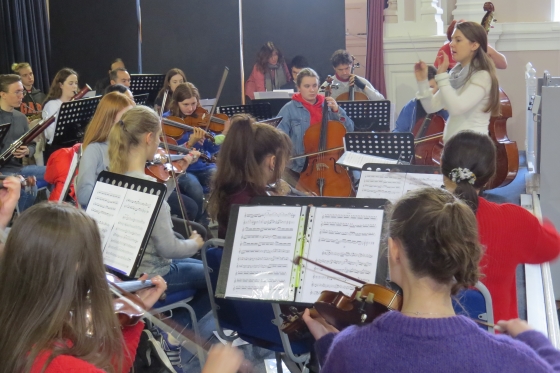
[11,63,18,72]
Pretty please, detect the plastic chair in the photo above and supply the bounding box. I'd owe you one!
[453,281,494,333]
[202,238,311,373]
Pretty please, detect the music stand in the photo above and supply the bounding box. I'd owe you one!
[252,98,291,117]
[133,93,149,106]
[345,132,414,164]
[0,123,12,148]
[258,116,283,128]
[52,96,102,148]
[130,74,165,106]
[338,100,391,132]
[218,103,272,121]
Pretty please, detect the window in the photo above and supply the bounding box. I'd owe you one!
[555,0,560,21]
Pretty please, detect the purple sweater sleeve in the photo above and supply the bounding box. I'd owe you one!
[516,331,560,370]
[315,333,352,373]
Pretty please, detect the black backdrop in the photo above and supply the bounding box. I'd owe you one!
[50,0,345,105]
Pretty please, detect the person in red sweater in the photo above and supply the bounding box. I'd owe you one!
[0,202,245,373]
[441,131,560,323]
[208,114,292,239]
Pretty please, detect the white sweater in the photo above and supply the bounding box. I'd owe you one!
[42,99,62,144]
[417,70,492,143]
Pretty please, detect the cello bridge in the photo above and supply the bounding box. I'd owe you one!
[315,163,329,171]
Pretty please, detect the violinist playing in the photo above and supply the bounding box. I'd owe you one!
[302,187,560,373]
[164,82,231,226]
[393,65,449,133]
[277,68,353,178]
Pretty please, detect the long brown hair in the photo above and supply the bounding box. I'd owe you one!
[441,131,496,213]
[389,188,482,295]
[0,203,124,373]
[208,114,292,219]
[255,42,285,73]
[454,21,500,116]
[44,67,78,105]
[155,68,187,111]
[82,92,134,149]
[108,105,160,174]
[169,82,200,117]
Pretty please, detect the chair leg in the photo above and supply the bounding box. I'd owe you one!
[276,352,284,373]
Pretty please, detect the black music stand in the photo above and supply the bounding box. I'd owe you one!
[52,96,102,149]
[133,93,149,106]
[258,116,283,128]
[218,103,272,120]
[361,163,440,174]
[338,100,391,132]
[345,132,414,164]
[252,98,291,117]
[130,74,165,106]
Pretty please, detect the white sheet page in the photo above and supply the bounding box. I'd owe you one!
[403,173,444,194]
[356,171,406,202]
[337,151,398,169]
[103,188,159,275]
[225,205,302,301]
[298,207,384,303]
[85,182,126,248]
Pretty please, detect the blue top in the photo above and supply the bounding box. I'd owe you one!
[394,98,449,133]
[162,111,218,172]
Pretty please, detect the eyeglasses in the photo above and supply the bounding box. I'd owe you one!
[13,90,25,96]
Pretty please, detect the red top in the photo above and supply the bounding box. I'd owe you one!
[30,322,144,373]
[292,93,325,126]
[434,43,457,70]
[476,197,560,322]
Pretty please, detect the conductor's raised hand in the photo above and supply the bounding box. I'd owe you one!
[414,61,428,82]
[0,176,21,230]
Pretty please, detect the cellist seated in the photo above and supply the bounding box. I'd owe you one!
[393,65,449,133]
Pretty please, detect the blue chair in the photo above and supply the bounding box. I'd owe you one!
[453,281,494,333]
[202,239,311,373]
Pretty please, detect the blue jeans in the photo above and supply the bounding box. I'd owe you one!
[177,168,215,222]
[162,257,207,294]
[167,191,198,222]
[6,165,46,212]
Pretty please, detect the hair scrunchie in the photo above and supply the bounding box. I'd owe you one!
[449,168,476,185]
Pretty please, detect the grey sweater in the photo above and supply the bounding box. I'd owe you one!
[0,108,36,174]
[76,141,109,208]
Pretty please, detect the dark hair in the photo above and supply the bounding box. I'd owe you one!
[255,42,285,73]
[330,49,352,68]
[389,188,482,295]
[208,114,292,219]
[44,67,78,104]
[169,82,200,117]
[0,203,124,373]
[290,55,309,70]
[155,68,187,111]
[427,65,438,81]
[441,131,496,213]
[104,83,130,95]
[109,68,129,82]
[296,67,320,88]
[454,22,500,116]
[0,74,21,93]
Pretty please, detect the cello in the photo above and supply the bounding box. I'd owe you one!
[412,111,446,166]
[296,77,353,196]
[481,2,519,188]
[335,55,368,101]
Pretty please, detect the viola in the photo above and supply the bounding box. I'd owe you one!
[162,116,216,143]
[296,76,353,197]
[335,55,369,102]
[280,256,402,339]
[183,106,228,134]
[145,148,187,183]
[159,135,215,164]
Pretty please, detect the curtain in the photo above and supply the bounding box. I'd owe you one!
[365,0,387,98]
[0,0,51,92]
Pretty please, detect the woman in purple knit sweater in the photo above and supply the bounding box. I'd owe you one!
[303,188,560,373]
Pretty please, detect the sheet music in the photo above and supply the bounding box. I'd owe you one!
[403,173,444,193]
[86,182,126,248]
[356,171,406,202]
[298,207,384,303]
[224,205,303,301]
[337,151,397,169]
[103,189,159,275]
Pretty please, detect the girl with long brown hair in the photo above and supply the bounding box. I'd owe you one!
[208,114,292,238]
[244,41,291,100]
[303,187,560,373]
[154,68,187,113]
[414,21,500,143]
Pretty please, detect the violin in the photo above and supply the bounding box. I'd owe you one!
[280,256,402,339]
[0,174,36,188]
[335,55,369,102]
[296,76,353,196]
[106,273,153,327]
[159,135,215,164]
[162,116,216,143]
[183,106,228,134]
[145,148,187,183]
[266,179,312,197]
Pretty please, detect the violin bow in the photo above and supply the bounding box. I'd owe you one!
[203,67,229,133]
[289,146,345,160]
[158,90,193,237]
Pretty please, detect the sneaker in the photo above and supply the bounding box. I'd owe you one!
[159,330,185,373]
[134,328,177,373]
